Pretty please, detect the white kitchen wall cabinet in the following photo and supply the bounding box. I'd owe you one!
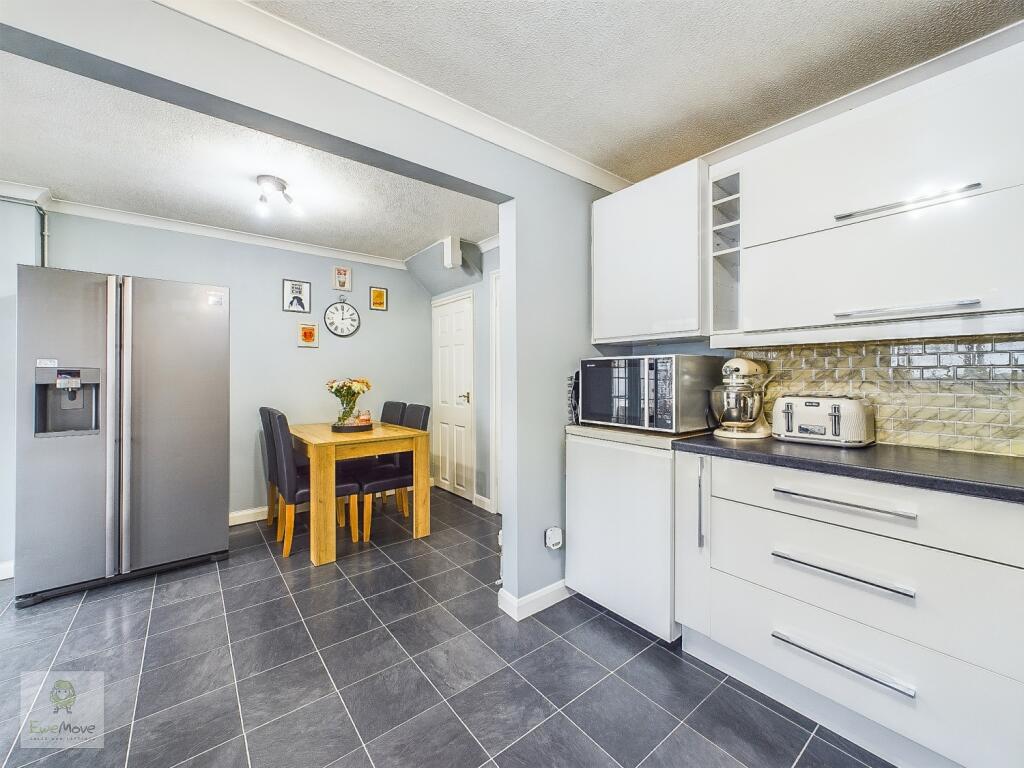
[737,41,1024,250]
[591,159,705,343]
[565,429,679,641]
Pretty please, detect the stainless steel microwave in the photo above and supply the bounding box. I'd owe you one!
[578,355,723,433]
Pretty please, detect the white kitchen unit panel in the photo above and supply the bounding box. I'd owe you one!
[741,184,1024,333]
[711,497,1024,682]
[591,159,704,343]
[565,433,679,641]
[711,458,1024,569]
[735,40,1024,249]
[674,452,711,634]
[710,570,1024,768]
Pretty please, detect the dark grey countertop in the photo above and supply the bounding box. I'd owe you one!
[671,434,1024,504]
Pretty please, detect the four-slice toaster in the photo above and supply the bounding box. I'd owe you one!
[771,394,876,447]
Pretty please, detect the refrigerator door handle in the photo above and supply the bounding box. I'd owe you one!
[120,276,133,573]
[105,275,120,577]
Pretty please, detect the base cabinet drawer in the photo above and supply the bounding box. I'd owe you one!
[711,497,1024,682]
[711,458,1024,569]
[710,571,1024,768]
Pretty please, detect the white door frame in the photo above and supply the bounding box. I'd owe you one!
[431,290,475,501]
[489,270,501,515]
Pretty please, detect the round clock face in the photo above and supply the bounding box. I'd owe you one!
[324,301,361,337]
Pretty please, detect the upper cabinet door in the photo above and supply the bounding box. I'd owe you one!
[739,42,1024,250]
[592,160,703,343]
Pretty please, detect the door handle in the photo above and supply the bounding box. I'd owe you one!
[458,391,471,404]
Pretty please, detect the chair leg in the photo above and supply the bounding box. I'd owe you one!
[400,488,410,518]
[282,503,296,557]
[266,483,278,526]
[336,496,346,529]
[347,495,358,538]
[379,491,387,512]
[276,494,286,542]
[363,494,373,542]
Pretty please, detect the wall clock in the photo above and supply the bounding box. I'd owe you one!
[324,300,361,337]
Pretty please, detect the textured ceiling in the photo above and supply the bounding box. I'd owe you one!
[251,0,1024,182]
[0,52,497,260]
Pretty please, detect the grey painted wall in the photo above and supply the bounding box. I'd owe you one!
[406,240,485,297]
[0,201,41,565]
[434,246,500,504]
[45,213,432,515]
[5,1,606,598]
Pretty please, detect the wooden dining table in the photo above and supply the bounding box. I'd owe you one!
[289,422,431,566]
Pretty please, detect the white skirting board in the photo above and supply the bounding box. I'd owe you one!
[681,629,960,768]
[0,560,13,580]
[230,507,268,526]
[498,580,574,621]
[473,494,494,513]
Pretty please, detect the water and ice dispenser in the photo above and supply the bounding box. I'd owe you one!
[34,367,101,435]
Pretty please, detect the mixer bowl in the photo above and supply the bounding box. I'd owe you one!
[710,383,765,428]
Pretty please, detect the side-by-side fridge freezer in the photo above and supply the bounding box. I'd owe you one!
[15,265,230,607]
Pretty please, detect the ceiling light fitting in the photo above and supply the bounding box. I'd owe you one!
[255,174,298,214]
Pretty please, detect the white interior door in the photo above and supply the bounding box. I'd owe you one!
[432,293,475,500]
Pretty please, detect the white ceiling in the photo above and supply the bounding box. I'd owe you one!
[250,0,1023,182]
[0,52,497,261]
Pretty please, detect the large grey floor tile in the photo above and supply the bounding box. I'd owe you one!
[639,723,744,768]
[218,559,280,591]
[462,555,500,585]
[221,576,288,613]
[367,702,487,768]
[338,550,394,578]
[395,552,458,580]
[236,653,334,731]
[341,659,441,742]
[127,684,242,768]
[417,568,483,602]
[143,616,228,671]
[305,601,381,648]
[21,723,132,768]
[329,747,373,768]
[225,595,300,641]
[174,736,249,768]
[0,634,62,682]
[815,728,897,768]
[153,573,221,608]
[564,675,678,768]
[387,605,466,656]
[83,575,154,602]
[280,564,344,593]
[156,562,218,586]
[148,592,223,635]
[617,646,720,719]
[55,637,145,687]
[135,646,235,719]
[443,586,502,630]
[415,632,506,698]
[291,579,361,618]
[0,608,77,653]
[247,694,359,768]
[659,645,727,681]
[437,540,495,567]
[473,615,555,663]
[563,614,650,670]
[228,524,265,550]
[321,626,408,689]
[366,583,437,624]
[496,713,618,768]
[421,528,471,550]
[450,667,555,755]
[725,677,816,731]
[796,737,869,768]
[532,598,600,636]
[378,539,433,563]
[346,564,411,598]
[685,683,811,768]
[231,621,314,680]
[513,638,606,707]
[71,589,153,630]
[216,543,272,571]
[57,610,150,663]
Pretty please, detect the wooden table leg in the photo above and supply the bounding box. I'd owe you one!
[309,444,337,565]
[412,433,430,538]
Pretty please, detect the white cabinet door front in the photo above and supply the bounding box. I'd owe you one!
[742,185,1024,333]
[674,453,710,634]
[592,160,702,343]
[738,41,1024,249]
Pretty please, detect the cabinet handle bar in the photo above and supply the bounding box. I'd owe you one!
[834,181,981,222]
[771,550,916,599]
[772,487,917,520]
[834,298,981,319]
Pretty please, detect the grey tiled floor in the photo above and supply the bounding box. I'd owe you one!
[0,489,893,768]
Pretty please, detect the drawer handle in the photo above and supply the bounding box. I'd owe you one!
[771,630,917,699]
[772,487,917,521]
[833,298,981,319]
[833,181,981,222]
[771,550,916,599]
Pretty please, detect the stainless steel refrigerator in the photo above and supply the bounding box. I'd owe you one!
[15,265,230,607]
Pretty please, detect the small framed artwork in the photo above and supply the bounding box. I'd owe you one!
[369,286,388,312]
[297,322,319,348]
[333,266,352,292]
[282,279,311,313]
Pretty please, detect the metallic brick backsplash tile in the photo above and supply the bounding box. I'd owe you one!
[736,335,1024,456]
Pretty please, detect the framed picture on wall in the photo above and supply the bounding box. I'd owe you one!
[282,279,311,313]
[369,286,388,311]
[297,322,319,348]
[333,266,352,292]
